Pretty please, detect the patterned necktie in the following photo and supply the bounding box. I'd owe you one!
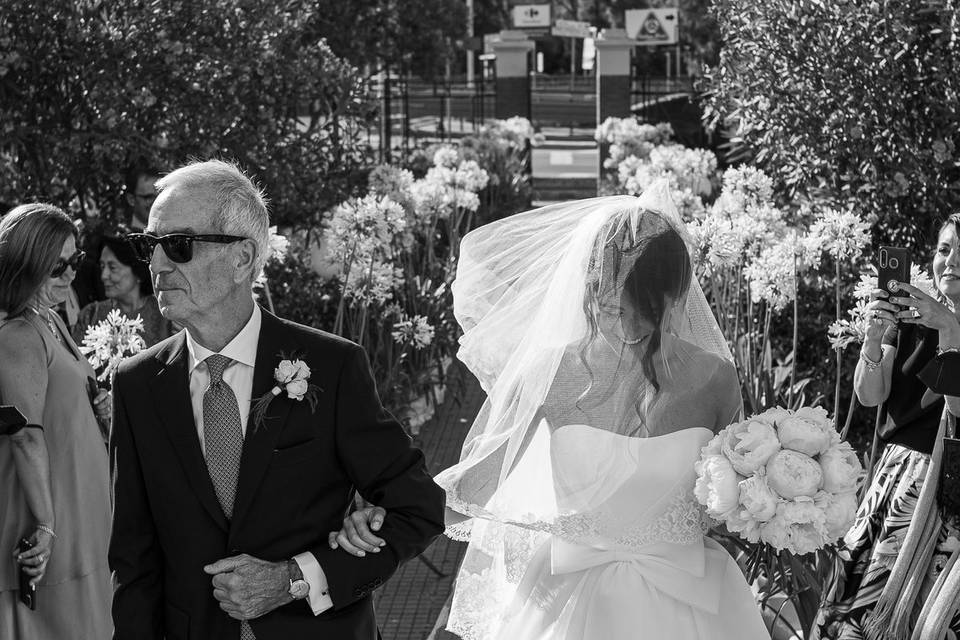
[201,355,257,640]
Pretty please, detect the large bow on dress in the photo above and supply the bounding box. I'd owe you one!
[550,537,729,614]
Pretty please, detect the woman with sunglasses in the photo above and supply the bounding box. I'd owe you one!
[0,204,112,638]
[72,232,174,349]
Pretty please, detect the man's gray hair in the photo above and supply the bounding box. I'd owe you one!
[156,159,271,278]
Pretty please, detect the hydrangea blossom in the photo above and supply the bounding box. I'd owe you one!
[391,314,436,350]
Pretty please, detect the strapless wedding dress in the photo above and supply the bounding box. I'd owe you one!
[447,425,770,640]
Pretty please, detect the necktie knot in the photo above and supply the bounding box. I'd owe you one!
[205,354,232,384]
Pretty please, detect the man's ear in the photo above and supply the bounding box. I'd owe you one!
[234,239,259,283]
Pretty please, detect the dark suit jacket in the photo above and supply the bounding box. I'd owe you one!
[109,309,446,640]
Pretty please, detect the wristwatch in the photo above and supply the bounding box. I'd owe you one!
[287,559,310,600]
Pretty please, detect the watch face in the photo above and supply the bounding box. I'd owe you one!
[290,579,310,599]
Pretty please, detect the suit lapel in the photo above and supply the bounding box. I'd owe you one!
[230,311,295,535]
[152,333,229,531]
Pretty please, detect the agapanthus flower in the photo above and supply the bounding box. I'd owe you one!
[744,233,813,310]
[433,146,460,169]
[368,164,415,212]
[808,208,871,261]
[340,256,403,305]
[391,314,436,350]
[80,309,146,381]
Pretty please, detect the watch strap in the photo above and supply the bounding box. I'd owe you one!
[287,558,304,583]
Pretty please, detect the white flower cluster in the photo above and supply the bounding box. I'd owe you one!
[807,207,872,261]
[80,309,146,382]
[367,164,415,213]
[828,265,936,350]
[694,406,864,555]
[324,194,407,304]
[391,314,436,350]
[619,144,717,220]
[485,116,545,148]
[410,146,490,220]
[595,117,674,169]
[743,232,821,311]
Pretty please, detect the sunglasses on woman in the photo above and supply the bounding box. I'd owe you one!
[51,250,86,278]
[126,233,248,264]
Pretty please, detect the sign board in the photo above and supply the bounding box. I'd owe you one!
[625,8,678,45]
[512,4,551,28]
[552,19,592,39]
[483,33,500,54]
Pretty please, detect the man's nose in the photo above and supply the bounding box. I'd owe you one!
[150,244,173,273]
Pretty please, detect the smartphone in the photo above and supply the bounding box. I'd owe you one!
[16,537,36,610]
[877,246,911,296]
[0,405,27,436]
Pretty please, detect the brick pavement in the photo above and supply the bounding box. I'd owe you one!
[374,361,485,640]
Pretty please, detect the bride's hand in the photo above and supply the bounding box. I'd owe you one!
[328,505,387,557]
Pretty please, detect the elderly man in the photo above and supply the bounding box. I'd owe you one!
[110,160,445,640]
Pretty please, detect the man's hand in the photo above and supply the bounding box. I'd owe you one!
[328,505,387,557]
[203,554,291,620]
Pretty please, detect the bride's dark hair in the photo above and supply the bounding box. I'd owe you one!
[578,210,692,406]
[621,226,692,391]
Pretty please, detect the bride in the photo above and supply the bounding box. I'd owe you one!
[334,182,769,639]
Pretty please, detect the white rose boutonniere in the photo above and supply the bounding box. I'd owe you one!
[251,355,321,431]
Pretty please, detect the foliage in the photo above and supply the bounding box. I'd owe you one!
[268,119,538,424]
[0,0,374,226]
[304,0,467,79]
[701,0,960,253]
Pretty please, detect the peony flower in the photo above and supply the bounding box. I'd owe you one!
[761,499,829,554]
[694,455,742,519]
[721,419,782,476]
[726,509,763,543]
[814,490,858,541]
[293,360,311,380]
[738,474,780,522]
[819,441,864,493]
[777,407,836,457]
[766,450,824,499]
[756,406,793,426]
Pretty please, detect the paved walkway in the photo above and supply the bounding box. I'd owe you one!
[373,362,485,640]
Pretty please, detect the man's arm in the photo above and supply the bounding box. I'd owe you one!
[310,344,446,608]
[109,370,165,639]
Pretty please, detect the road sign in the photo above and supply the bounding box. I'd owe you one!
[625,8,678,45]
[512,4,551,28]
[551,19,592,39]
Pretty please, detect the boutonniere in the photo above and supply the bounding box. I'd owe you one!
[251,355,322,431]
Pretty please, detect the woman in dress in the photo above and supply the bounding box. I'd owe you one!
[72,232,173,348]
[818,213,960,640]
[0,203,112,638]
[334,182,769,639]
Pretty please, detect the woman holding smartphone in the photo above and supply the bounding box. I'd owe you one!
[0,204,112,639]
[818,214,960,639]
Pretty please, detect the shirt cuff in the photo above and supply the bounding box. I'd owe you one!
[294,552,334,615]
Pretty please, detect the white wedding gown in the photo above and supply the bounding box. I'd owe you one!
[447,424,770,640]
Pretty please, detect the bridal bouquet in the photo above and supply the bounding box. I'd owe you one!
[80,309,146,383]
[694,406,864,554]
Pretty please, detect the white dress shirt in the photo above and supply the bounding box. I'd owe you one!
[185,304,333,615]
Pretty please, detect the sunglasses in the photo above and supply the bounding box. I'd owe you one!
[126,233,248,264]
[51,250,86,278]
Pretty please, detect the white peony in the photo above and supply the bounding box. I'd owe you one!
[814,491,859,541]
[738,474,780,522]
[776,406,835,456]
[766,450,824,499]
[819,441,864,494]
[721,419,782,476]
[757,406,793,427]
[694,455,742,519]
[761,499,828,554]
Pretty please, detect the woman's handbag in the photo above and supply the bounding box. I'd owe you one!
[938,411,960,528]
